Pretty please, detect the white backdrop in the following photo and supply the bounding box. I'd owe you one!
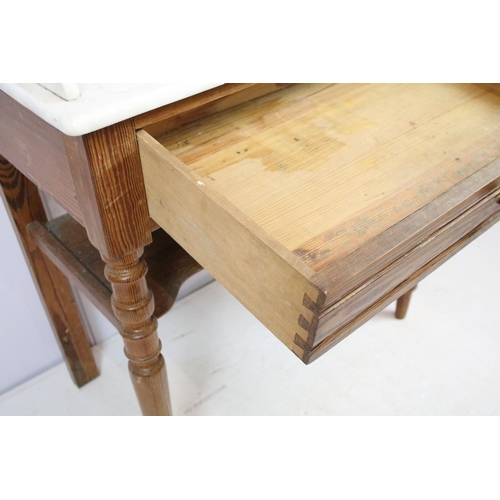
[0,197,64,394]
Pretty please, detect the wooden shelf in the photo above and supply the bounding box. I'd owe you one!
[28,215,202,329]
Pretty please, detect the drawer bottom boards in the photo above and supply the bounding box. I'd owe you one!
[138,83,500,363]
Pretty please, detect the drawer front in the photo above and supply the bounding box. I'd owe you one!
[306,189,500,362]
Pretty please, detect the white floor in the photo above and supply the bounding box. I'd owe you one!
[1,223,500,416]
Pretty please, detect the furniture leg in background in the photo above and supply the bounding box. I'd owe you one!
[0,155,99,387]
[65,120,171,415]
[395,286,417,320]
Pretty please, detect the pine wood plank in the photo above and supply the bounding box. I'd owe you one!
[308,210,500,363]
[140,83,500,362]
[156,83,500,267]
[312,188,500,348]
[138,83,289,136]
[313,159,500,306]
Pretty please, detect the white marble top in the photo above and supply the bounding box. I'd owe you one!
[0,83,222,136]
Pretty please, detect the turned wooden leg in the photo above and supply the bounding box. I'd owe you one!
[395,286,417,320]
[103,250,171,415]
[0,156,99,387]
[65,119,171,415]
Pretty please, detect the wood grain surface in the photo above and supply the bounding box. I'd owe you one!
[28,220,118,328]
[139,83,290,137]
[64,119,152,259]
[141,83,500,363]
[139,131,320,357]
[67,122,171,415]
[307,210,500,363]
[156,83,500,268]
[313,188,500,345]
[28,215,203,328]
[313,159,500,307]
[0,156,98,387]
[0,91,83,224]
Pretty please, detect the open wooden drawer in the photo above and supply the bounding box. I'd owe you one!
[138,83,500,363]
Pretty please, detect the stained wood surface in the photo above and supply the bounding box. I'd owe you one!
[313,160,500,306]
[0,157,98,387]
[141,83,500,363]
[308,209,500,363]
[480,83,500,95]
[28,215,203,328]
[29,220,117,328]
[66,122,171,415]
[139,83,290,137]
[65,119,152,259]
[312,188,500,346]
[395,286,417,320]
[0,91,83,224]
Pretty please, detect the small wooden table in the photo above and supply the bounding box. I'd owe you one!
[2,83,499,415]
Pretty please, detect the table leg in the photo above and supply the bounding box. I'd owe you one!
[65,120,172,415]
[395,286,417,320]
[104,250,171,415]
[0,156,99,387]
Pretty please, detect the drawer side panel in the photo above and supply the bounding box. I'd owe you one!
[138,131,321,357]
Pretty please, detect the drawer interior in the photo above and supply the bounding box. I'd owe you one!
[148,83,500,268]
[140,83,500,362]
